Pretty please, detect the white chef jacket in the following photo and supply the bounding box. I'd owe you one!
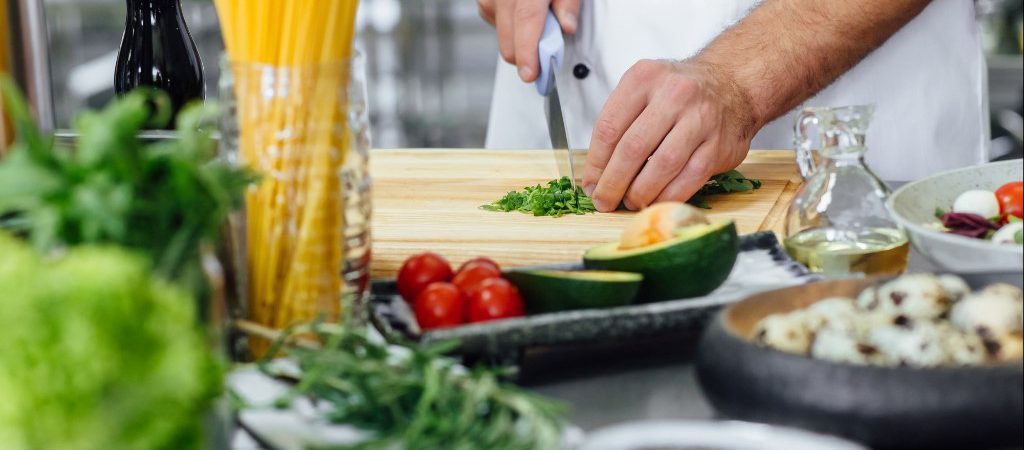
[485,0,989,182]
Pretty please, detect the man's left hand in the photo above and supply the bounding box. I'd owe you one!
[582,59,759,212]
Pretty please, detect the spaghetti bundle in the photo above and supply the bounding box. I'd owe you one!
[214,0,360,353]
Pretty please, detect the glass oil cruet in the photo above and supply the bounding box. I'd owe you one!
[784,105,910,277]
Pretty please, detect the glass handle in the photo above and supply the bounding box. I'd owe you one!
[794,110,820,180]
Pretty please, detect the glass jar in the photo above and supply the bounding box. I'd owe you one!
[784,105,909,277]
[219,54,371,358]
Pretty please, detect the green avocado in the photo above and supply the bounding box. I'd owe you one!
[583,220,739,302]
[505,270,643,314]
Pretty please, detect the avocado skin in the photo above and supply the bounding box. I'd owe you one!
[583,222,739,302]
[505,271,642,314]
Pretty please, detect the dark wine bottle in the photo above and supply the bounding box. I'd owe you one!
[114,0,204,129]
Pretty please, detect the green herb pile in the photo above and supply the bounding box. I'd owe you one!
[0,77,255,288]
[480,170,761,216]
[0,233,222,450]
[688,170,763,209]
[259,323,567,450]
[480,176,595,217]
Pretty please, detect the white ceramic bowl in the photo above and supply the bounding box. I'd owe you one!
[886,160,1023,273]
[578,420,866,450]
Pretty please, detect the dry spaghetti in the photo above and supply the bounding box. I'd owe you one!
[214,0,360,354]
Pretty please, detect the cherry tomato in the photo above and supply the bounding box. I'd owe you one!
[995,181,1023,220]
[452,260,503,297]
[397,253,453,303]
[457,257,501,274]
[467,278,525,323]
[413,282,465,330]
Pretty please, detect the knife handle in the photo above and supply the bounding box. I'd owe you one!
[535,10,565,97]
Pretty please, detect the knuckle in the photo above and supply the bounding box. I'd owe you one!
[627,59,660,81]
[514,3,544,21]
[619,133,649,160]
[655,149,686,169]
[593,118,623,146]
[664,75,699,100]
[688,157,714,178]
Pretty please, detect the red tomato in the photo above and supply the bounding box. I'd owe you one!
[397,253,453,303]
[467,278,525,323]
[413,282,465,330]
[457,257,501,274]
[995,181,1023,220]
[452,261,503,297]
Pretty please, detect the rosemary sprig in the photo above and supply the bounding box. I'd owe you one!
[246,321,568,450]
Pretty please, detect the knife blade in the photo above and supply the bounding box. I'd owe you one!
[536,10,579,206]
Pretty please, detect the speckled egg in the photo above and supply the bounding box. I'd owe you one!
[803,297,859,333]
[810,327,879,365]
[951,291,1024,339]
[936,323,987,366]
[937,274,971,303]
[753,312,812,355]
[867,322,949,368]
[857,274,951,320]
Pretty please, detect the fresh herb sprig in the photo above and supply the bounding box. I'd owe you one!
[481,176,596,217]
[0,77,255,284]
[687,170,762,209]
[256,322,568,450]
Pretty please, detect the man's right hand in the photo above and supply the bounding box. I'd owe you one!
[478,0,580,82]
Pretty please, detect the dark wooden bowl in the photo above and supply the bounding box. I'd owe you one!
[696,277,1024,450]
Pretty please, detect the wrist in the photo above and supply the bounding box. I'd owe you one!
[683,56,764,140]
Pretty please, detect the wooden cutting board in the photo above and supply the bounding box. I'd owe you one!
[369,149,802,278]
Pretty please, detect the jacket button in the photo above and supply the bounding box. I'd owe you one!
[572,63,590,80]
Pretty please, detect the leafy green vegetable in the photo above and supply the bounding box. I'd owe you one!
[481,176,595,217]
[481,170,761,215]
[257,323,567,450]
[687,170,763,209]
[0,76,255,286]
[0,232,222,450]
[934,207,947,219]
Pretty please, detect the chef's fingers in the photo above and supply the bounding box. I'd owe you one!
[551,0,580,34]
[591,103,678,212]
[654,140,718,204]
[584,60,658,197]
[623,116,704,210]
[478,0,496,26]
[496,0,516,63]
[512,0,550,82]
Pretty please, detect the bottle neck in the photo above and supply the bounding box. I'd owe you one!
[126,0,182,16]
[820,145,867,165]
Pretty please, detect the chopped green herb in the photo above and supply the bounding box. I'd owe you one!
[481,176,596,217]
[688,170,762,209]
[482,170,761,215]
[258,322,568,450]
[935,207,947,219]
[1015,228,1023,245]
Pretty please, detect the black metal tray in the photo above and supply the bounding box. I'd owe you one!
[369,232,820,361]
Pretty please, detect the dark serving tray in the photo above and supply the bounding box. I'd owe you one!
[368,232,821,360]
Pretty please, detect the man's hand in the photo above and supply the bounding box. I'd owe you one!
[581,0,930,212]
[477,0,580,82]
[583,59,757,212]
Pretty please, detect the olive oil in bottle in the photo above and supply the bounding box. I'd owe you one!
[785,227,910,276]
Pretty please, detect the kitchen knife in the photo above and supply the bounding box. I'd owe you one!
[536,10,579,205]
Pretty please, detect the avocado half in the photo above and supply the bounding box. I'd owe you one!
[504,270,643,314]
[583,220,739,302]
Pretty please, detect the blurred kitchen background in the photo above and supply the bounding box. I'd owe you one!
[13,0,1024,154]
